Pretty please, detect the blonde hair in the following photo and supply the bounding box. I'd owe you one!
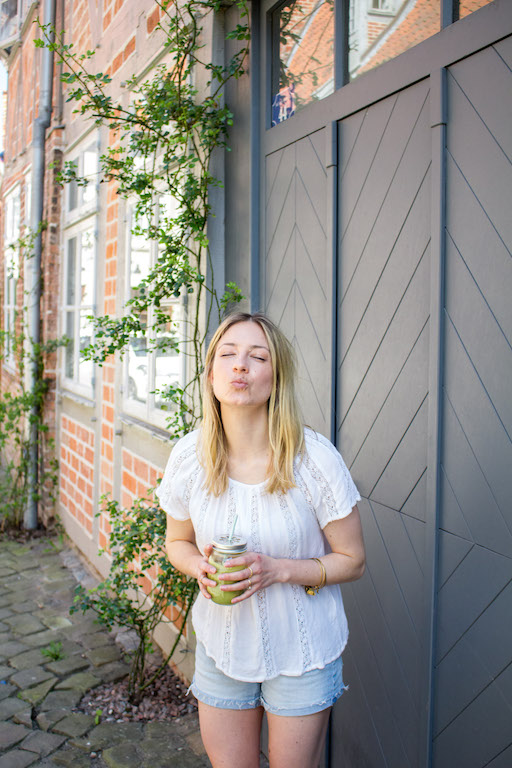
[200,312,304,496]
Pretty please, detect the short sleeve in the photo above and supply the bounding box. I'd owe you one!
[303,430,361,529]
[155,431,199,521]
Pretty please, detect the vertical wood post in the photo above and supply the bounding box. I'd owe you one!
[424,66,448,768]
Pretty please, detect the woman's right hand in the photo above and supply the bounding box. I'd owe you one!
[197,544,217,599]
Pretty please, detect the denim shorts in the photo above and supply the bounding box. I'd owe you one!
[190,642,346,717]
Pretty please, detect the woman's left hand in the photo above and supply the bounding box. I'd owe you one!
[218,551,279,604]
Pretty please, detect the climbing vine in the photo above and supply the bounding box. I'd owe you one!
[0,324,64,530]
[36,0,250,436]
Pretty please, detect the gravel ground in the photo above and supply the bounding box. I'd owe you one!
[77,664,198,723]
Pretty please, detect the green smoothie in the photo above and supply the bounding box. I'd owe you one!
[207,556,245,605]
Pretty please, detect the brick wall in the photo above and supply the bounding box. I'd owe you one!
[59,415,95,535]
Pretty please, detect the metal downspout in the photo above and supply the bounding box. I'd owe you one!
[249,0,261,312]
[24,0,57,529]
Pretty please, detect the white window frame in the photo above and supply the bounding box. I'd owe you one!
[61,220,97,398]
[65,135,100,223]
[3,185,21,371]
[122,199,185,430]
[61,133,100,398]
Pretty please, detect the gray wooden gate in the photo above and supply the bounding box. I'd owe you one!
[261,4,512,766]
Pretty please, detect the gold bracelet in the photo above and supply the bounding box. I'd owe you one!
[305,557,326,595]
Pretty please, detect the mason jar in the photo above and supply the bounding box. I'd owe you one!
[207,534,248,606]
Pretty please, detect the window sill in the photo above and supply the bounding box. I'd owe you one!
[119,412,171,442]
[59,388,96,408]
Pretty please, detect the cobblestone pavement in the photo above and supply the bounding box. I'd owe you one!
[0,536,214,768]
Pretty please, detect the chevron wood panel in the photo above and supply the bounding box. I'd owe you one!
[264,129,332,435]
[333,79,431,767]
[434,38,512,767]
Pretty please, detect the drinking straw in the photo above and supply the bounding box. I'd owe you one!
[228,514,238,543]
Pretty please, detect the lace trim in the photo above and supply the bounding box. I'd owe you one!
[278,494,311,669]
[292,583,312,669]
[293,467,318,522]
[306,431,359,508]
[157,443,197,508]
[257,588,276,679]
[304,453,341,523]
[251,490,275,678]
[196,492,211,538]
[222,605,233,671]
[226,486,236,533]
[250,490,262,554]
[184,465,201,505]
[277,493,298,558]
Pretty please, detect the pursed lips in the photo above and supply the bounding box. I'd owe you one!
[231,379,248,388]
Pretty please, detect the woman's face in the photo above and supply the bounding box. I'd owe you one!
[210,321,274,410]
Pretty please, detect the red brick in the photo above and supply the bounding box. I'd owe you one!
[134,457,149,483]
[147,6,159,34]
[123,471,136,494]
[112,51,124,74]
[124,36,135,61]
[137,481,149,498]
[123,451,133,472]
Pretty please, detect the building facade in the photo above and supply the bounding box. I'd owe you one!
[1,1,511,766]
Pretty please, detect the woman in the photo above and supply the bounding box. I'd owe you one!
[157,312,365,768]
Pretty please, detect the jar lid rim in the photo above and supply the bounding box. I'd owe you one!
[212,534,247,552]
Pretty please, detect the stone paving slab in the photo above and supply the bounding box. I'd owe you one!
[13,708,34,727]
[20,732,67,758]
[18,678,58,706]
[0,663,14,678]
[0,682,17,700]
[0,721,32,749]
[10,649,50,671]
[0,749,39,767]
[54,671,101,693]
[45,656,90,676]
[23,630,67,649]
[36,709,68,732]
[6,615,46,635]
[11,666,56,690]
[0,640,30,659]
[85,646,121,667]
[0,696,29,720]
[51,713,96,738]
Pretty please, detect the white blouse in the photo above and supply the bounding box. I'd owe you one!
[156,427,361,682]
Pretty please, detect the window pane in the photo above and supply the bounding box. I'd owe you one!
[66,238,77,305]
[129,214,151,300]
[68,177,78,211]
[82,148,98,205]
[12,193,20,242]
[78,311,94,386]
[154,303,182,409]
[272,0,335,126]
[459,0,494,19]
[127,326,149,404]
[80,229,95,306]
[349,0,440,81]
[65,312,75,378]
